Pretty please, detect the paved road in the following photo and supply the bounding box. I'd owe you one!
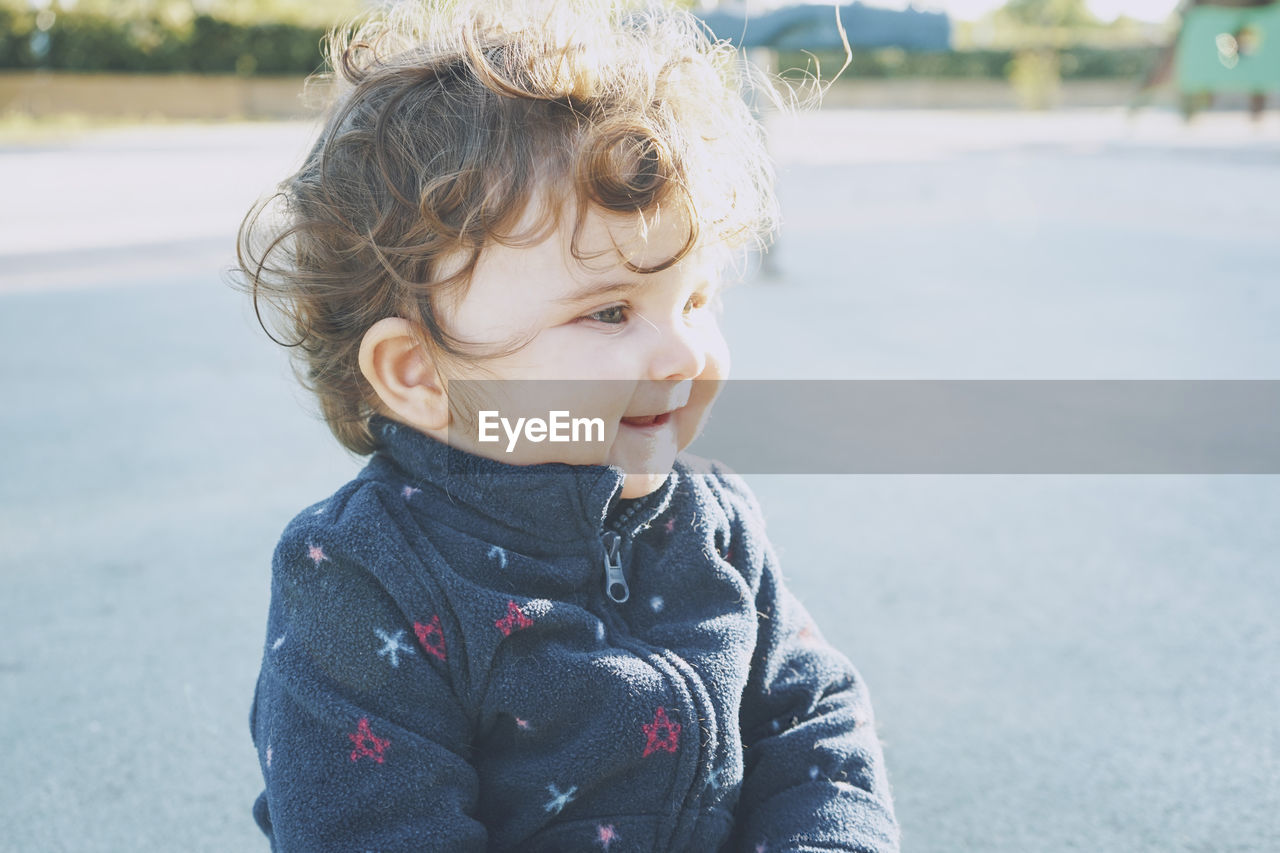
[1,111,1278,852]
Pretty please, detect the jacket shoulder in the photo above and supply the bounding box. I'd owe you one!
[271,460,410,577]
[673,454,770,588]
[263,468,469,707]
[674,454,766,526]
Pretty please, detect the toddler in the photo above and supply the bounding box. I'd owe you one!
[239,1,898,850]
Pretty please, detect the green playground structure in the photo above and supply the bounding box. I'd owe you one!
[1139,1,1279,117]
[1180,2,1280,88]
[1176,1,1279,116]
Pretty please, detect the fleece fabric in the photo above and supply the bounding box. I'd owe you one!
[249,416,899,852]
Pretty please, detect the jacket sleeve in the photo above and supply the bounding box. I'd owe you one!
[249,530,487,852]
[718,475,900,853]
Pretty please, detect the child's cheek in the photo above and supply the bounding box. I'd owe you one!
[699,320,731,384]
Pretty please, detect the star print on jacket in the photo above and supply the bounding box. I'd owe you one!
[495,600,534,636]
[641,706,681,757]
[348,717,389,764]
[374,628,413,668]
[596,823,620,850]
[413,615,448,661]
[306,543,328,565]
[544,783,577,815]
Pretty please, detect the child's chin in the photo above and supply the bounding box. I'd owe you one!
[618,471,671,499]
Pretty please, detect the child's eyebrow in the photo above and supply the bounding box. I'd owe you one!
[555,280,646,304]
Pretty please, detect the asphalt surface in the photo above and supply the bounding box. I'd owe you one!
[1,110,1278,852]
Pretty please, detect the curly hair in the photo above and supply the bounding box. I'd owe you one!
[236,0,778,455]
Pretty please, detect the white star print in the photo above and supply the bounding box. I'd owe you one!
[374,628,413,668]
[543,783,577,815]
[650,595,665,612]
[272,634,286,651]
[488,546,508,569]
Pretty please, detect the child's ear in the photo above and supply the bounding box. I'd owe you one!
[358,318,450,432]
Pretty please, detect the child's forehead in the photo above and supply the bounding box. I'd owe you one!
[433,202,718,320]
[569,205,699,272]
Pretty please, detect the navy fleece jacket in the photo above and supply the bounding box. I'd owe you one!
[249,416,898,852]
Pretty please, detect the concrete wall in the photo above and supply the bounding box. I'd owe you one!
[0,71,1178,119]
[0,72,333,121]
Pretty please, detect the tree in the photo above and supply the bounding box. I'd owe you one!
[1001,0,1099,28]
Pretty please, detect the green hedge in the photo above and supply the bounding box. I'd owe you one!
[776,45,1162,81]
[0,8,327,75]
[0,6,1159,80]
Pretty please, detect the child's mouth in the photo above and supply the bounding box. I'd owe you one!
[620,411,672,428]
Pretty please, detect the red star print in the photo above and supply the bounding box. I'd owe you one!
[642,706,681,757]
[348,717,389,764]
[307,543,328,565]
[495,600,534,637]
[413,615,448,661]
[596,823,620,850]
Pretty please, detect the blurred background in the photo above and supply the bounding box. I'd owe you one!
[1,1,1277,851]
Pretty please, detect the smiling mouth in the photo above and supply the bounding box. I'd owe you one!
[620,411,674,428]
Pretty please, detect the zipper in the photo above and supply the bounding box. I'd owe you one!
[595,518,710,851]
[601,530,630,604]
[599,480,664,606]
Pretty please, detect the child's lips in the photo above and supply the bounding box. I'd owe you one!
[620,410,673,429]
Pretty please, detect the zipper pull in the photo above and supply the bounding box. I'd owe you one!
[602,531,629,604]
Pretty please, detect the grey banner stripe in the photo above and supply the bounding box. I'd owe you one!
[446,380,1280,474]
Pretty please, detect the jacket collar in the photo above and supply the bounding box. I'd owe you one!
[370,416,676,545]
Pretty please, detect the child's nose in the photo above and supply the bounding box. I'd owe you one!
[646,318,707,382]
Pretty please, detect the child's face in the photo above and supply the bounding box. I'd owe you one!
[434,204,729,498]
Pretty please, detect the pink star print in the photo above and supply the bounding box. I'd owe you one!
[664,518,676,534]
[413,615,448,662]
[515,717,531,731]
[642,706,681,757]
[596,824,620,850]
[495,600,534,637]
[348,717,389,764]
[307,543,328,565]
[402,485,421,499]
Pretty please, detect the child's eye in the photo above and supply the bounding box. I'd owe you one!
[585,304,628,325]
